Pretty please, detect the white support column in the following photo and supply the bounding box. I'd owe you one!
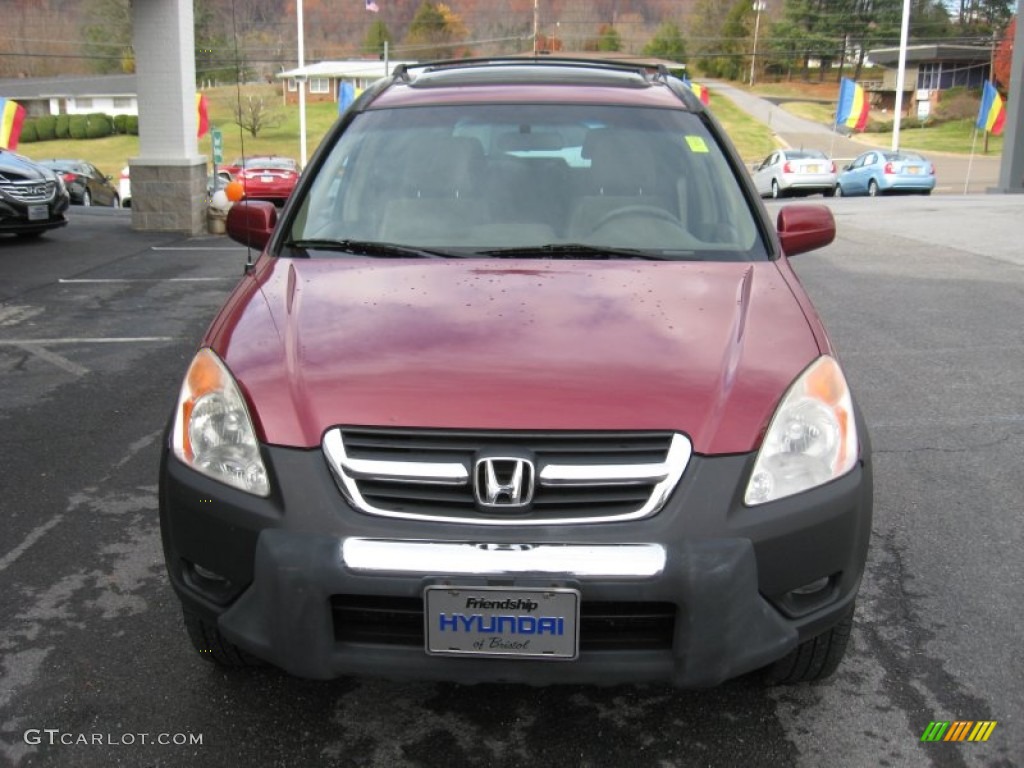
[130,0,208,233]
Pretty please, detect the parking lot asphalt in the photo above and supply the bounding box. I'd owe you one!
[1,200,1022,767]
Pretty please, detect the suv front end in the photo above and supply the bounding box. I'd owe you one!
[159,58,872,688]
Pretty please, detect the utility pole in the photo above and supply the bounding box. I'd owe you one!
[297,0,307,168]
[533,0,540,54]
[891,0,911,152]
[750,1,766,87]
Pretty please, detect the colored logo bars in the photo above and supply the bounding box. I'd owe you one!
[921,721,997,742]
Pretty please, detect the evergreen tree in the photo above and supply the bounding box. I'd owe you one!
[363,19,393,57]
[643,22,687,64]
[404,2,454,59]
[597,25,622,52]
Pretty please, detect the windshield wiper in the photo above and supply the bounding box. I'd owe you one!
[282,238,460,259]
[476,243,677,260]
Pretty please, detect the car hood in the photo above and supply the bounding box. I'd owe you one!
[208,258,823,455]
[0,150,56,181]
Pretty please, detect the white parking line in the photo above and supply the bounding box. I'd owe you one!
[150,246,248,251]
[0,305,44,327]
[58,278,235,283]
[0,337,174,344]
[0,515,65,573]
[15,344,89,376]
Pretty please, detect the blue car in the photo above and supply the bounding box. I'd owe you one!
[835,150,936,197]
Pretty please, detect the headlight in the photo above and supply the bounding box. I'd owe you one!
[171,348,270,496]
[744,356,857,505]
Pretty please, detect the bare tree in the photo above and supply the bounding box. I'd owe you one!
[232,93,284,138]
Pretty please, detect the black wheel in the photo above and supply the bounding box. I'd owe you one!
[183,610,264,668]
[833,184,844,198]
[823,186,836,198]
[82,189,92,206]
[15,230,44,239]
[764,603,855,685]
[919,189,932,196]
[771,180,782,199]
[867,180,879,198]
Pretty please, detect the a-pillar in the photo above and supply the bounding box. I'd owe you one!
[995,2,1024,193]
[129,0,208,232]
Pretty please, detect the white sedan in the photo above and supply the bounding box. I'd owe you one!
[752,149,837,199]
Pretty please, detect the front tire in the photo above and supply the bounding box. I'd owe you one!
[82,189,92,206]
[764,604,855,685]
[833,184,844,198]
[771,180,782,199]
[867,180,879,198]
[183,611,264,668]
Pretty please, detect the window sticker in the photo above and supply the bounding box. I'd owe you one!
[685,135,709,153]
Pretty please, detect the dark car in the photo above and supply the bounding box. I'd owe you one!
[0,149,70,237]
[835,150,936,197]
[38,159,120,207]
[160,58,872,689]
[221,156,299,204]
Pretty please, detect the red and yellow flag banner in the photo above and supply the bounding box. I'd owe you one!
[1,98,27,150]
[196,93,209,138]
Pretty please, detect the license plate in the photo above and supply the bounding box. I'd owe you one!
[424,586,579,660]
[807,165,821,173]
[261,175,273,182]
[907,167,920,175]
[27,205,48,221]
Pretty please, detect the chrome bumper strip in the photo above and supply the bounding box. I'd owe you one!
[341,538,666,578]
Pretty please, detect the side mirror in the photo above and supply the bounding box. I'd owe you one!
[226,200,277,250]
[777,204,835,257]
[843,164,852,171]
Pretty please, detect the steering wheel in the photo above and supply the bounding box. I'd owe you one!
[591,205,685,232]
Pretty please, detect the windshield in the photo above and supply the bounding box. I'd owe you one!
[289,103,766,261]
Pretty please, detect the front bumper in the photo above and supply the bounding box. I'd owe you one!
[0,200,68,234]
[159,427,872,688]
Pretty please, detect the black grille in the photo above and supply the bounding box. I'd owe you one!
[333,428,678,522]
[331,594,677,651]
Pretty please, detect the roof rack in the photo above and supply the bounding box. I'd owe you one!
[404,55,657,80]
[385,56,676,93]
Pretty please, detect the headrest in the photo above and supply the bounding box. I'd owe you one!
[401,136,485,197]
[581,130,658,195]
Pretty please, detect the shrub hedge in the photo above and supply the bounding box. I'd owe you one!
[18,112,137,143]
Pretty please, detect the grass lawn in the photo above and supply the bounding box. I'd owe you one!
[709,93,780,162]
[857,118,1003,155]
[755,91,1003,157]
[17,85,345,177]
[16,81,994,181]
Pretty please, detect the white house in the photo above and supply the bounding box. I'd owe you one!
[0,74,139,117]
